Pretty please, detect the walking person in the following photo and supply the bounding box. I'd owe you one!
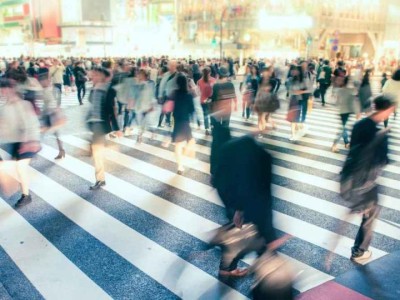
[0,78,41,208]
[335,96,395,263]
[86,67,121,190]
[49,59,65,108]
[210,67,237,128]
[382,68,400,127]
[331,76,355,153]
[317,59,332,106]
[157,60,178,128]
[243,65,260,121]
[171,74,196,175]
[73,61,87,105]
[357,70,373,119]
[197,67,216,136]
[286,66,309,141]
[240,64,252,119]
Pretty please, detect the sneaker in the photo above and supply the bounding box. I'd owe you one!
[351,250,372,263]
[289,135,298,141]
[15,194,32,208]
[90,181,106,190]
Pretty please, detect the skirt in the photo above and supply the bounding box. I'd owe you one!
[172,121,192,143]
[3,142,39,160]
[286,96,301,123]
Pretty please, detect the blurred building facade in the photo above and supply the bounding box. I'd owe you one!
[0,0,399,61]
[177,0,400,62]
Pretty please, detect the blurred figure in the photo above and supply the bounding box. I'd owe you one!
[49,59,65,107]
[0,78,41,208]
[212,134,292,297]
[197,67,216,136]
[339,96,394,263]
[382,69,400,126]
[286,66,309,141]
[39,76,66,159]
[171,74,195,175]
[86,67,121,190]
[380,72,388,90]
[73,61,87,105]
[317,59,332,106]
[331,76,355,153]
[158,60,178,128]
[243,65,260,121]
[63,60,74,95]
[357,70,372,119]
[210,67,237,127]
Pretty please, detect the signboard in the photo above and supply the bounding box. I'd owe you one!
[81,0,111,22]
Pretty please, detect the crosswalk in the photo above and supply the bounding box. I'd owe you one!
[1,96,400,299]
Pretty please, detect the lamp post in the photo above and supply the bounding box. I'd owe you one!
[101,13,106,58]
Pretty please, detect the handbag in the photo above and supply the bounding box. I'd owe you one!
[313,88,321,98]
[162,100,174,113]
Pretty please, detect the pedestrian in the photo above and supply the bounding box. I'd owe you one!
[63,60,74,95]
[317,59,332,106]
[357,70,373,119]
[286,65,309,141]
[197,67,216,136]
[0,78,41,208]
[73,61,87,105]
[171,74,195,175]
[210,67,237,128]
[86,67,121,190]
[49,59,65,107]
[331,76,355,153]
[382,68,400,126]
[157,60,178,128]
[243,65,260,121]
[337,96,395,263]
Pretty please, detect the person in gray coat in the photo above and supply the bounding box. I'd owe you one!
[332,76,355,152]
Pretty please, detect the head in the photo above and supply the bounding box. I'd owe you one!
[300,60,308,71]
[324,59,330,66]
[138,69,149,81]
[168,60,177,73]
[251,65,259,76]
[218,66,229,79]
[392,69,400,81]
[0,78,17,97]
[91,67,110,85]
[245,64,252,74]
[202,67,210,82]
[176,73,188,93]
[373,95,395,122]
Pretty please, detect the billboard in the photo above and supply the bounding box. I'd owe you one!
[81,0,111,22]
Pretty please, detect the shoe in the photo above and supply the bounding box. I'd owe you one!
[331,145,339,153]
[109,133,117,139]
[137,135,142,144]
[157,124,165,128]
[177,168,185,175]
[54,150,65,160]
[15,194,32,208]
[219,268,248,277]
[289,135,298,141]
[79,101,83,105]
[351,250,372,263]
[89,181,106,190]
[205,130,210,136]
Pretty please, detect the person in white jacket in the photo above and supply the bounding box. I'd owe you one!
[0,78,41,208]
[382,69,400,127]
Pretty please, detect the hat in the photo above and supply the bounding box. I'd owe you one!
[219,66,230,78]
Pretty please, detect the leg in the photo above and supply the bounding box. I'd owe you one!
[353,202,381,255]
[320,85,327,105]
[54,131,65,159]
[91,139,105,183]
[82,83,86,99]
[16,158,31,196]
[342,113,350,146]
[201,104,210,130]
[77,84,83,104]
[175,141,185,172]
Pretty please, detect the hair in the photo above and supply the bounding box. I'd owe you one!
[161,66,168,74]
[292,65,304,82]
[251,65,260,77]
[138,68,149,79]
[0,78,16,88]
[343,76,350,87]
[361,70,370,87]
[392,69,400,81]
[101,60,112,69]
[93,66,110,78]
[374,95,393,111]
[202,67,210,83]
[324,59,330,65]
[176,73,188,94]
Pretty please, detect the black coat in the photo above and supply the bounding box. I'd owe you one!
[213,135,276,243]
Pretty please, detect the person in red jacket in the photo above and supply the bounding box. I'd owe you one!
[197,67,216,135]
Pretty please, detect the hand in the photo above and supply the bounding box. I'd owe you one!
[233,211,244,228]
[267,234,292,251]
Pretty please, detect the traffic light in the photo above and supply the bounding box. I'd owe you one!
[211,38,217,47]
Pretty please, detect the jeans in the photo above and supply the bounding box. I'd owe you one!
[76,82,86,104]
[274,79,281,94]
[53,83,62,107]
[333,113,350,145]
[211,114,231,128]
[158,112,171,127]
[124,110,136,129]
[201,103,210,130]
[298,94,309,123]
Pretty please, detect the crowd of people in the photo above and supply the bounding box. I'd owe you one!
[0,54,398,299]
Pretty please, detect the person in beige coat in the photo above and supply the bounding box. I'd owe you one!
[382,69,400,127]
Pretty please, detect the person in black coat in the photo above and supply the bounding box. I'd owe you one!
[87,67,121,190]
[73,61,87,105]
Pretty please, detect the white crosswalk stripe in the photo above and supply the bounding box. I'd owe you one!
[1,98,400,299]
